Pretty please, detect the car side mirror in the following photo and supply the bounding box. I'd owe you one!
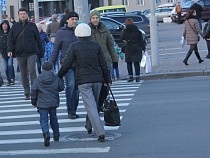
[117,25,124,31]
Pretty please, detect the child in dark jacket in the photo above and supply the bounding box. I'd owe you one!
[31,61,65,146]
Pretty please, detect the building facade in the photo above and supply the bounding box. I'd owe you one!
[3,0,103,21]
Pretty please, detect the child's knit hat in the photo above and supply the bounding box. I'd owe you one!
[42,61,54,71]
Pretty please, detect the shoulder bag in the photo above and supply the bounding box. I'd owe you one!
[103,86,121,126]
[187,20,200,42]
[12,22,30,58]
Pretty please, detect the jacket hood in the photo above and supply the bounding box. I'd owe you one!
[125,24,139,32]
[1,20,10,31]
[38,71,56,85]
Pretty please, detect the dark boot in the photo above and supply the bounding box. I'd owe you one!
[43,132,50,146]
[136,77,140,82]
[183,50,193,65]
[98,135,105,142]
[53,135,59,142]
[127,76,134,82]
[195,51,204,63]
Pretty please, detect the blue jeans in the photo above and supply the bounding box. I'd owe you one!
[64,69,79,114]
[127,62,140,77]
[198,18,202,31]
[54,62,60,75]
[111,64,119,79]
[39,108,59,137]
[3,57,15,82]
[36,56,44,74]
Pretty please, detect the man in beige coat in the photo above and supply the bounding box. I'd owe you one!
[46,14,60,37]
[88,10,118,112]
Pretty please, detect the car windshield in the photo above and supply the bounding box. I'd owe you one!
[182,1,194,8]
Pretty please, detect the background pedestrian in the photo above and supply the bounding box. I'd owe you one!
[183,9,204,65]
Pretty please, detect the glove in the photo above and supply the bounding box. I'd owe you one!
[113,62,118,68]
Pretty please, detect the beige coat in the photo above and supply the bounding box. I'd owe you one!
[183,18,204,45]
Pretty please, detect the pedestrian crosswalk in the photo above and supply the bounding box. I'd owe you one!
[0,80,142,156]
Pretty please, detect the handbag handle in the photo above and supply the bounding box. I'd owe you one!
[108,86,117,105]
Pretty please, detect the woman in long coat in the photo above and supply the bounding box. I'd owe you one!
[121,18,146,82]
[183,9,204,65]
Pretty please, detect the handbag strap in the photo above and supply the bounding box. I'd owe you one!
[14,22,30,45]
[108,86,117,105]
[187,20,198,34]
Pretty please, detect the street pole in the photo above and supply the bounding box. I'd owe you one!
[19,0,22,8]
[150,0,159,66]
[74,0,89,23]
[0,5,2,22]
[34,0,39,23]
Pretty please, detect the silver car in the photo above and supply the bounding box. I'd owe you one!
[146,8,174,22]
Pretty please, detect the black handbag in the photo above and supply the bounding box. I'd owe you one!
[121,44,126,53]
[104,87,121,126]
[0,74,4,87]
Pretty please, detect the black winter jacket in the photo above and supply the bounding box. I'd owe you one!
[190,3,203,19]
[121,24,146,62]
[58,37,111,85]
[31,71,65,109]
[50,24,77,67]
[7,20,44,57]
[0,20,10,59]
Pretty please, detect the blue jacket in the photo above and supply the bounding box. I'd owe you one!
[37,29,49,57]
[50,24,77,66]
[31,71,65,109]
[44,41,60,62]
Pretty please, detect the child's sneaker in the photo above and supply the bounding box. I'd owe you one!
[53,136,59,142]
[43,132,50,146]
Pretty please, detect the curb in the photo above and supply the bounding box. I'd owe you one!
[140,70,210,80]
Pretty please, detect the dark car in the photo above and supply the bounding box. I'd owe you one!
[100,17,147,47]
[100,12,150,38]
[171,0,210,23]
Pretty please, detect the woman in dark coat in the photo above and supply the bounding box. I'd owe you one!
[121,18,146,82]
[203,20,210,59]
[183,9,204,65]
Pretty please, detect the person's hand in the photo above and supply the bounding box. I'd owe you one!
[58,60,60,64]
[33,105,37,108]
[207,38,210,41]
[104,83,111,86]
[8,52,12,57]
[113,62,118,68]
[144,49,147,52]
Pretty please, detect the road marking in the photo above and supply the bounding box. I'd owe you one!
[0,147,110,155]
[0,115,124,127]
[0,126,120,135]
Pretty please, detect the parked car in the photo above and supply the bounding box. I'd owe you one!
[100,16,148,47]
[91,5,128,13]
[142,9,151,15]
[101,12,150,38]
[31,17,47,23]
[171,0,210,23]
[40,17,52,25]
[146,7,174,22]
[129,10,143,14]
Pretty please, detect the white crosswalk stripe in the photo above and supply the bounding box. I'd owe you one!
[0,80,142,155]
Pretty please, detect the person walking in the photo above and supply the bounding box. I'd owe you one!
[121,18,146,82]
[59,8,70,28]
[111,34,124,81]
[50,11,80,119]
[7,7,44,100]
[44,33,60,74]
[36,23,49,74]
[175,2,183,24]
[203,20,210,59]
[0,20,15,86]
[183,9,204,65]
[31,61,65,146]
[88,10,118,112]
[46,14,60,37]
[58,23,111,142]
[190,0,203,30]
